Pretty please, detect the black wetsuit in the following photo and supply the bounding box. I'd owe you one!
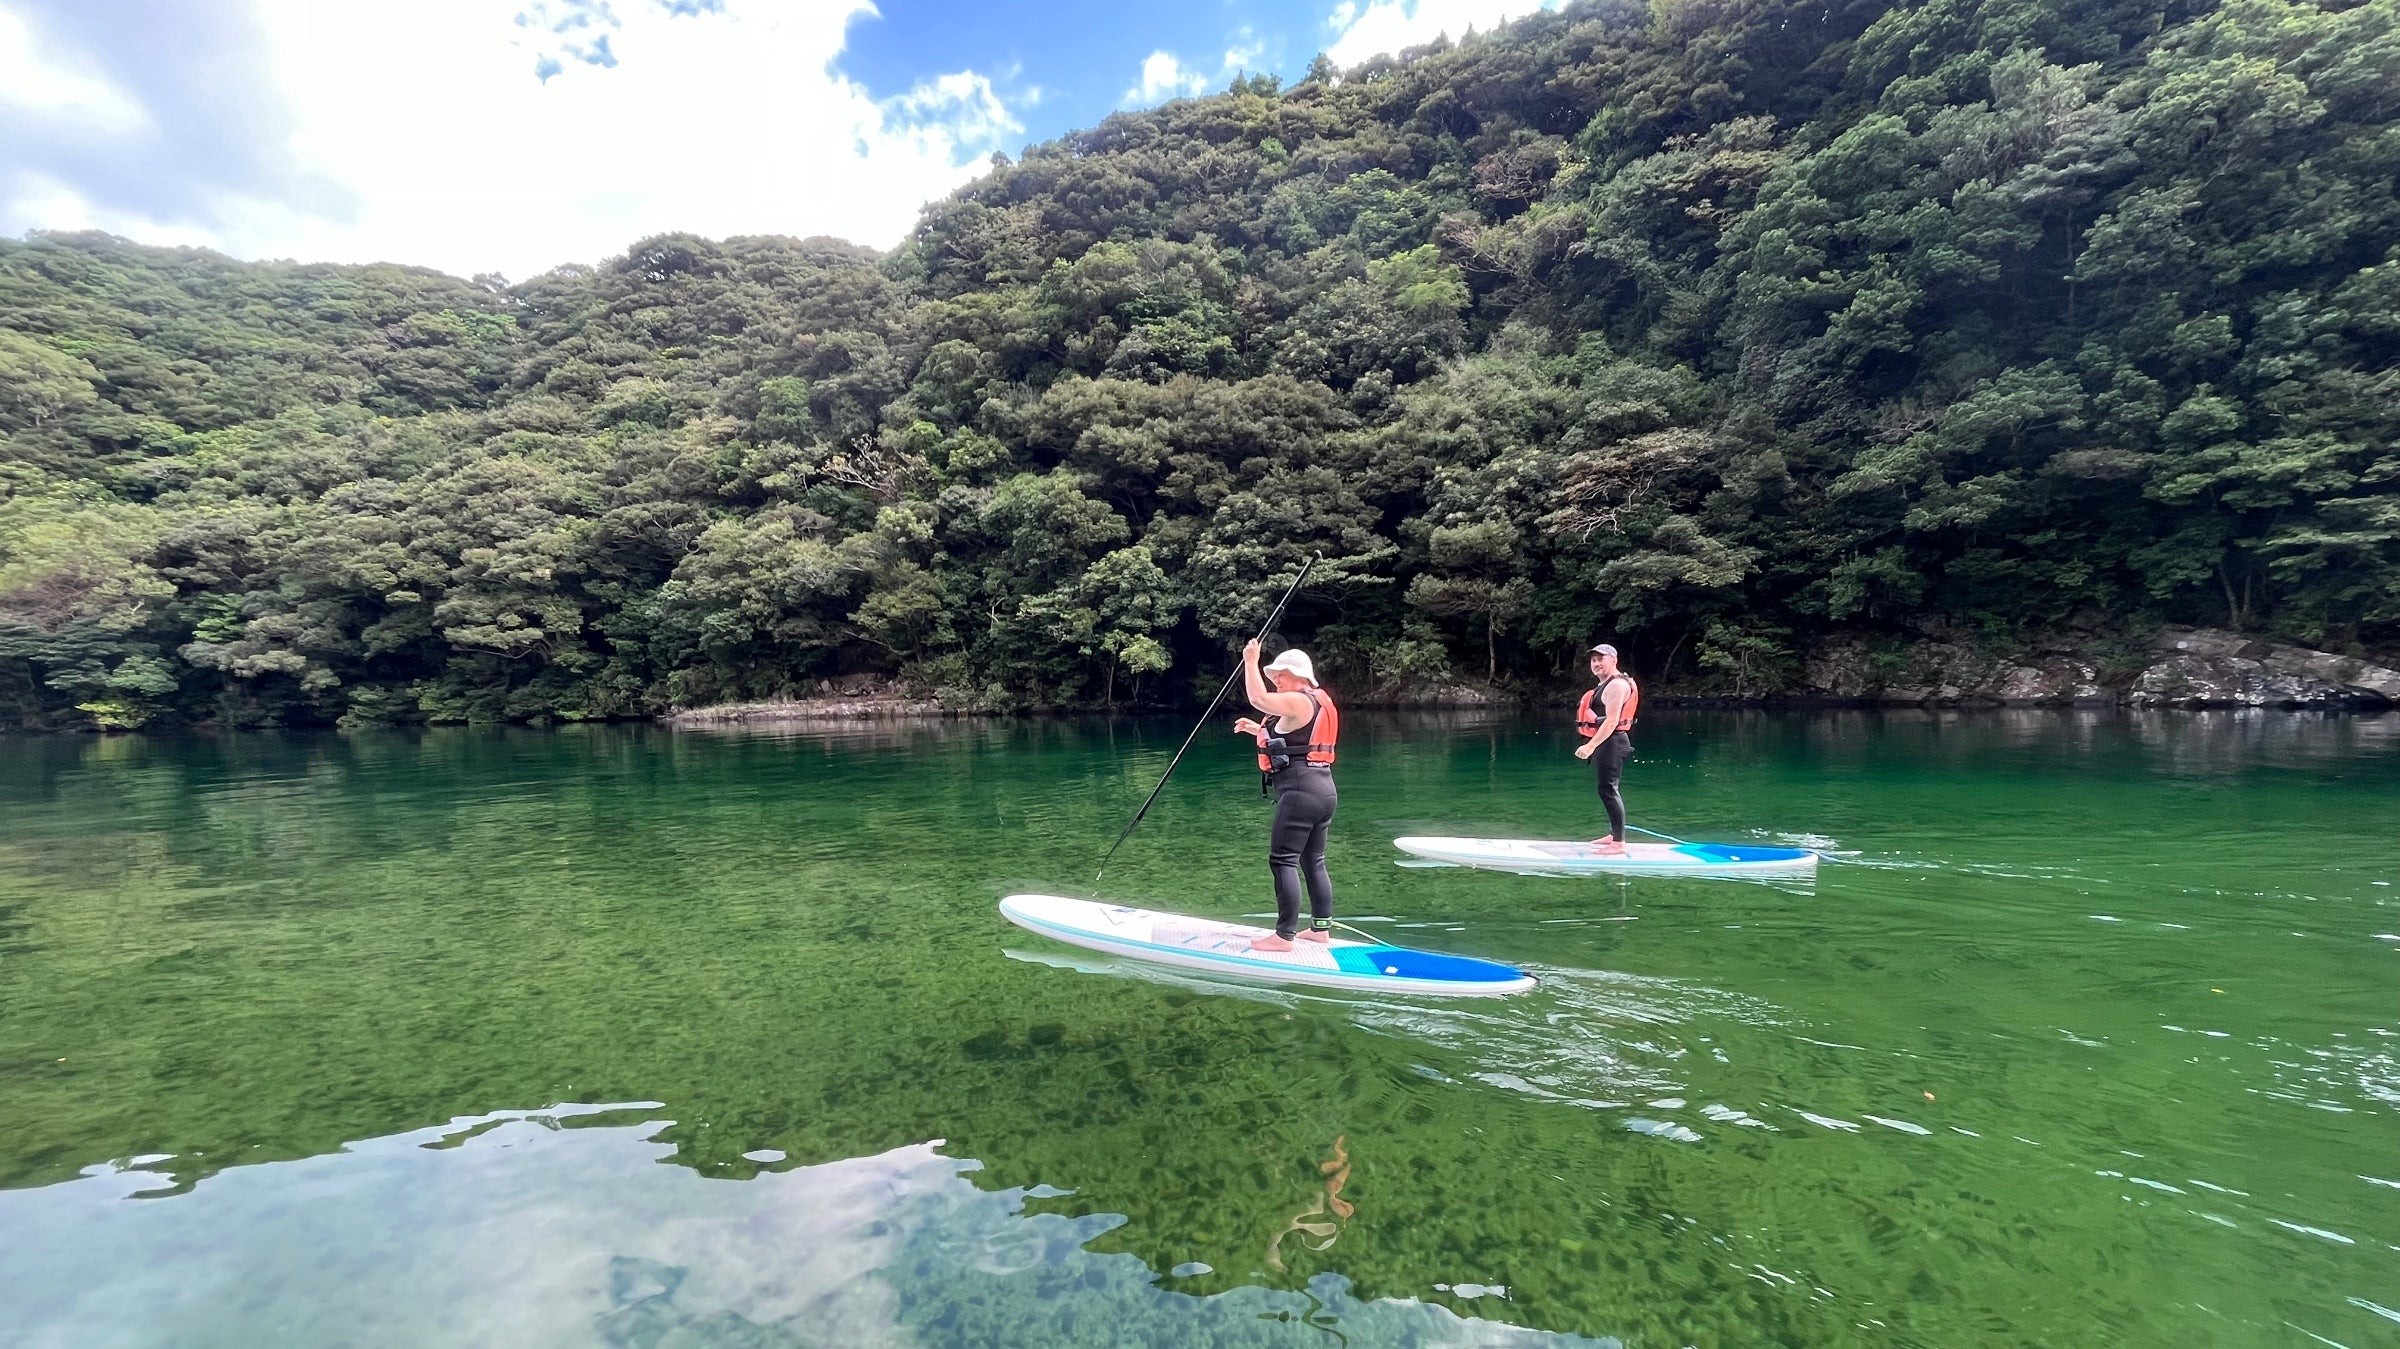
[1587,675,1636,841]
[1266,700,1337,939]
[1593,730,1633,841]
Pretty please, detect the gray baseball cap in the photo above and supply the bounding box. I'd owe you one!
[1589,643,1618,656]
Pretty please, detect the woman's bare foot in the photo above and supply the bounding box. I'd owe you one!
[1298,928,1331,943]
[1251,933,1295,952]
[1589,838,1627,854]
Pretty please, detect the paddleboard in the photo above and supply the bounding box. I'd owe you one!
[1393,836,1819,878]
[999,894,1536,997]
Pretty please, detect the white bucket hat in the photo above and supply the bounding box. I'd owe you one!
[1262,649,1318,685]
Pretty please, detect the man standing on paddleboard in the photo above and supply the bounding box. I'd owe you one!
[1573,642,1638,855]
[1232,640,1339,952]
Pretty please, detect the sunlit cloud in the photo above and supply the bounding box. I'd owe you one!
[1123,25,1277,110]
[0,3,148,134]
[1324,0,1561,69]
[1222,26,1266,73]
[0,0,1023,279]
[885,70,1024,147]
[1122,49,1212,107]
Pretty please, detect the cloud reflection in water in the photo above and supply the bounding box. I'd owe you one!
[0,1103,1618,1347]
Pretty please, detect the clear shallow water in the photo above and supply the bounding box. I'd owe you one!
[1,710,2395,1347]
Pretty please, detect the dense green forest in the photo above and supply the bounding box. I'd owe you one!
[3,0,2396,727]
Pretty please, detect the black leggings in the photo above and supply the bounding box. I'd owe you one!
[1593,733,1633,840]
[1268,767,1338,938]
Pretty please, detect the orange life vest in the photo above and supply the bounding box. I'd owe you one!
[1257,687,1339,772]
[1575,674,1639,737]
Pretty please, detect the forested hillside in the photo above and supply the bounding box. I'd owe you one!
[4,0,2396,727]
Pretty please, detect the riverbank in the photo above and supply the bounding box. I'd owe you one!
[19,626,2387,734]
[660,626,2400,723]
[657,678,1522,724]
[1796,624,2400,710]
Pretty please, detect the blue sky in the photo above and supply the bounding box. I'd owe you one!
[0,0,1557,279]
[841,0,1292,133]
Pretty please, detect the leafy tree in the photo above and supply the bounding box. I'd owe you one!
[6,0,2398,726]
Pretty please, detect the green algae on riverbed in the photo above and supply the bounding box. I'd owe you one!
[2,711,2395,1346]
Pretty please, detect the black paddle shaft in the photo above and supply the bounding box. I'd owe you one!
[1095,554,1319,881]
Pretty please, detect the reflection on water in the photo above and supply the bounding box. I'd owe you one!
[1,1106,1610,1349]
[1004,945,1782,1113]
[1346,964,1785,1112]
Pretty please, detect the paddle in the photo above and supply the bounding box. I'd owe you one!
[1095,553,1319,882]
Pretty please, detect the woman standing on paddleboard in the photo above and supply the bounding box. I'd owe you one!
[1574,642,1638,855]
[1232,640,1339,952]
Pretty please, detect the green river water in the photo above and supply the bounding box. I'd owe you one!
[1,710,2395,1348]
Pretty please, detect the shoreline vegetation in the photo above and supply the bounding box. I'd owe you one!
[6,0,2397,733]
[665,621,2400,722]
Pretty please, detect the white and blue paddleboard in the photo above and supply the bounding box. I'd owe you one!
[1393,836,1819,879]
[999,894,1536,997]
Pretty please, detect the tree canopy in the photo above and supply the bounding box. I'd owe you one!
[5,0,2396,727]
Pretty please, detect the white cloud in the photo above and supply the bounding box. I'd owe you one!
[2,169,213,247]
[1124,26,1276,110]
[1122,50,1211,107]
[0,0,1022,280]
[0,3,149,134]
[1323,0,1560,69]
[884,69,1022,147]
[1222,27,1266,73]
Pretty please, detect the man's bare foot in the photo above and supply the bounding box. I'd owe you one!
[1251,933,1295,952]
[1298,928,1331,944]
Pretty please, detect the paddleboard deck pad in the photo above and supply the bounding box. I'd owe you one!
[999,895,1535,997]
[1393,836,1818,878]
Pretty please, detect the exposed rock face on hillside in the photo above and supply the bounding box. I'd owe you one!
[2127,629,2400,709]
[1359,682,1511,708]
[1802,633,2117,706]
[662,696,957,724]
[1800,627,2398,709]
